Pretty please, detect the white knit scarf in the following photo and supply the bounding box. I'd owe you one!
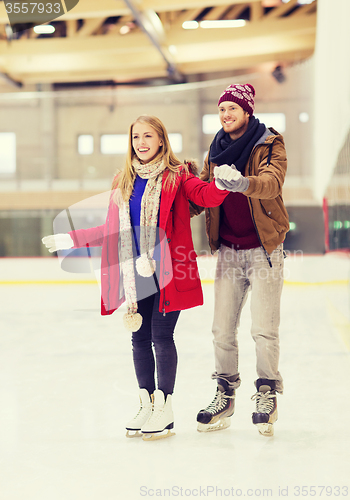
[119,157,165,332]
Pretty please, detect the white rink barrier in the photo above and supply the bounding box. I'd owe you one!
[198,252,350,285]
[0,252,349,285]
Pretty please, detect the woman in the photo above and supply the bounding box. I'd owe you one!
[42,115,231,441]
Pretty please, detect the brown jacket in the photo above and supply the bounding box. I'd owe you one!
[193,128,289,256]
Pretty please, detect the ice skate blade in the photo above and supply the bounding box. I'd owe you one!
[197,417,231,433]
[126,429,143,438]
[256,423,274,437]
[142,429,175,441]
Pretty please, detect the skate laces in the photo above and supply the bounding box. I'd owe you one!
[205,390,234,415]
[147,403,166,422]
[131,399,152,422]
[251,391,275,413]
[134,405,147,418]
[150,401,170,421]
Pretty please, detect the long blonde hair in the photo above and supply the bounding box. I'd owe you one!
[112,115,186,202]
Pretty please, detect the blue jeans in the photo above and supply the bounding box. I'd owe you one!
[212,244,284,393]
[132,275,180,396]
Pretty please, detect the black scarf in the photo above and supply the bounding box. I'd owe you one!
[209,116,266,173]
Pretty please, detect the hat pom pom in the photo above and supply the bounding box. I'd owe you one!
[123,312,143,332]
[136,254,156,277]
[246,84,255,96]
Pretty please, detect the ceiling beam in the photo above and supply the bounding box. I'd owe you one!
[76,18,107,37]
[291,0,317,17]
[142,0,261,9]
[66,20,79,38]
[250,1,264,22]
[104,15,134,35]
[0,0,264,23]
[224,3,249,19]
[8,37,314,85]
[0,71,22,87]
[202,5,231,20]
[122,0,183,81]
[169,8,204,27]
[178,44,314,74]
[169,13,316,43]
[263,0,299,19]
[0,14,315,57]
[0,13,316,84]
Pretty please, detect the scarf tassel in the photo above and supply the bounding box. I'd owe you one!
[136,253,156,278]
[123,312,143,332]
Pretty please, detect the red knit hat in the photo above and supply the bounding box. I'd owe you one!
[218,83,255,116]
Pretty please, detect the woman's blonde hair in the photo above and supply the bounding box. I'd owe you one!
[112,115,186,202]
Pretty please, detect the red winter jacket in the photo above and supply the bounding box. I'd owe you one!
[69,168,228,316]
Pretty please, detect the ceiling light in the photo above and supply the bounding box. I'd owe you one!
[33,25,55,34]
[299,112,309,123]
[120,25,131,35]
[168,45,177,55]
[182,21,199,30]
[199,20,246,28]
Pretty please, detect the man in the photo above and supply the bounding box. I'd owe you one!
[195,83,289,437]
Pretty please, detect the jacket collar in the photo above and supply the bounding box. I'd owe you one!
[254,127,280,147]
[158,168,182,228]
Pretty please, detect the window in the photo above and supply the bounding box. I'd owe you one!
[255,113,286,133]
[203,113,286,134]
[0,133,16,174]
[100,134,128,154]
[202,114,221,135]
[78,135,94,155]
[100,133,183,155]
[169,133,182,153]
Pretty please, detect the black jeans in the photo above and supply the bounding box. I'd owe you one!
[131,273,180,397]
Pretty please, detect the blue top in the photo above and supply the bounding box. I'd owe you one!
[129,175,160,258]
[129,176,148,232]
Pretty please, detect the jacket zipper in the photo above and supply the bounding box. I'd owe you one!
[161,207,172,317]
[248,197,272,268]
[247,141,274,268]
[106,207,111,310]
[209,136,274,265]
[208,159,214,254]
[162,248,166,316]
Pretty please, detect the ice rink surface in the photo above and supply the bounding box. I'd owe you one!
[0,255,349,500]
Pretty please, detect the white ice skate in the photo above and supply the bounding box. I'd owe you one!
[125,389,153,438]
[141,389,175,441]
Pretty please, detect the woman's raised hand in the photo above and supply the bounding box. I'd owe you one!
[42,234,74,253]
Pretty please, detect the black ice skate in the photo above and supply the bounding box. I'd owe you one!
[251,379,278,437]
[197,383,235,432]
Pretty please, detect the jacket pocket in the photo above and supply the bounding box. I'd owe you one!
[172,260,201,292]
[261,199,288,232]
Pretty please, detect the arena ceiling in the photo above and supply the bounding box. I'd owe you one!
[0,0,317,87]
